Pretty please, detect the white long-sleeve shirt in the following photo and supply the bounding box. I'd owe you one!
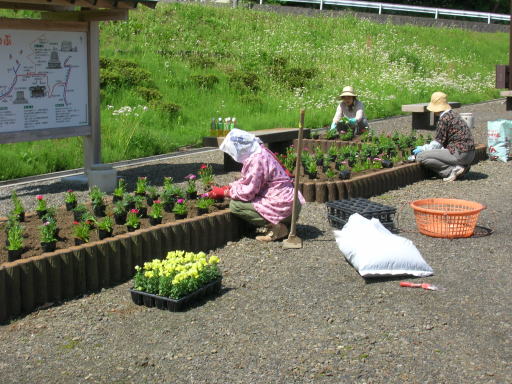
[332,100,365,123]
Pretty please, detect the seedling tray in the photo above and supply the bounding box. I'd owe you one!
[326,198,396,230]
[129,278,222,311]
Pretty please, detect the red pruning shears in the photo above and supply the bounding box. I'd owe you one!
[400,281,445,291]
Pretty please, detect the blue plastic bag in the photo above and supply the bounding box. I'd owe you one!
[487,120,512,162]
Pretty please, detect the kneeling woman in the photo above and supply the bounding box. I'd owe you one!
[330,86,369,136]
[414,92,475,182]
[208,129,305,242]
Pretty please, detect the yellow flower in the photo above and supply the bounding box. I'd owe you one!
[144,271,154,278]
[209,256,220,265]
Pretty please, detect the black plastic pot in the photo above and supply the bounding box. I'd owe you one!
[174,213,187,220]
[74,238,87,246]
[186,191,198,200]
[149,217,162,226]
[316,158,324,166]
[137,207,148,218]
[307,172,317,180]
[73,210,86,221]
[381,160,394,168]
[114,213,127,225]
[98,229,113,240]
[146,196,159,206]
[16,212,25,222]
[112,195,123,203]
[339,170,352,180]
[7,248,23,262]
[65,201,77,211]
[41,241,56,253]
[93,205,106,217]
[197,207,209,216]
[127,225,139,233]
[163,202,175,213]
[36,210,47,219]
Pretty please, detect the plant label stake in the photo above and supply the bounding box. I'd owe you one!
[283,109,304,250]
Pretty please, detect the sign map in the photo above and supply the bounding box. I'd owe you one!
[0,29,89,133]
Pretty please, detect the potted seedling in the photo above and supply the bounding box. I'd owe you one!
[133,194,147,218]
[145,185,159,207]
[97,215,114,240]
[135,176,148,197]
[73,203,88,222]
[172,199,188,220]
[184,174,198,200]
[325,168,337,181]
[6,222,24,261]
[35,194,47,219]
[304,159,318,180]
[64,189,78,211]
[72,221,90,245]
[338,164,351,180]
[113,200,128,225]
[89,186,106,217]
[125,209,141,232]
[198,164,214,190]
[11,191,25,222]
[148,200,163,225]
[123,193,135,211]
[113,178,126,203]
[39,219,57,253]
[195,194,215,216]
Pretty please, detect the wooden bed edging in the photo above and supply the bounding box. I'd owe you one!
[0,210,249,324]
[298,144,487,203]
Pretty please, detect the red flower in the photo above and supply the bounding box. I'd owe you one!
[154,200,161,204]
[130,209,139,214]
[200,164,208,169]
[36,195,43,200]
[67,189,73,193]
[73,221,79,225]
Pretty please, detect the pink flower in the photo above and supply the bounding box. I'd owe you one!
[138,176,147,180]
[154,200,161,204]
[67,189,73,193]
[73,221,79,225]
[44,221,50,226]
[185,174,196,180]
[177,199,184,204]
[36,195,43,200]
[200,193,209,198]
[373,157,382,162]
[130,209,139,214]
[200,164,208,170]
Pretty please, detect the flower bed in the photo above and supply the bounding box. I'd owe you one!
[0,209,251,323]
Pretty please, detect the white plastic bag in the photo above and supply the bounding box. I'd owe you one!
[487,119,512,162]
[334,213,434,278]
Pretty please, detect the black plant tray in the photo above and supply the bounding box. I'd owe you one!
[129,278,222,312]
[326,198,396,230]
[327,214,395,231]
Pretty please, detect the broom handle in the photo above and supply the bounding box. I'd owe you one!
[289,109,304,237]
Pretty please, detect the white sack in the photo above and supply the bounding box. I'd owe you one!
[334,213,434,278]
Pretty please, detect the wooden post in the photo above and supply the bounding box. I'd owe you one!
[84,20,101,173]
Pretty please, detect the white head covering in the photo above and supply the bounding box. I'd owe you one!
[219,128,263,163]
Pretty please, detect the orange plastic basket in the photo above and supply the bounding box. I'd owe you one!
[410,198,485,238]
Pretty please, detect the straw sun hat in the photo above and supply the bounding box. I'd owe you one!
[427,92,452,113]
[339,86,357,98]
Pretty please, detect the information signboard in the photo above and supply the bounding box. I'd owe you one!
[0,29,89,133]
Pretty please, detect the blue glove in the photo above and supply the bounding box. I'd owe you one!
[348,118,357,125]
[412,146,423,156]
[330,122,337,131]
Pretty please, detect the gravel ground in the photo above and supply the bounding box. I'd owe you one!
[0,100,511,383]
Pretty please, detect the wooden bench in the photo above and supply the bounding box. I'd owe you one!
[402,102,461,130]
[203,127,311,171]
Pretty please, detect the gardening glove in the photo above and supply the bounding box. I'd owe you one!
[412,146,423,156]
[329,122,337,132]
[348,118,357,125]
[208,186,230,200]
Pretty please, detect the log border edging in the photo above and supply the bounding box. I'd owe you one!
[0,209,249,324]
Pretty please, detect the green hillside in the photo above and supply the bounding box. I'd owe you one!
[0,4,508,180]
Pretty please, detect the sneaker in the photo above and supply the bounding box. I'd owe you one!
[443,165,465,182]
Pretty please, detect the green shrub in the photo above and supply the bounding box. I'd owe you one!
[228,71,260,93]
[136,86,163,101]
[191,74,219,89]
[150,100,182,118]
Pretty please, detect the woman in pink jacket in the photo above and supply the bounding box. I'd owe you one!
[208,129,305,242]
